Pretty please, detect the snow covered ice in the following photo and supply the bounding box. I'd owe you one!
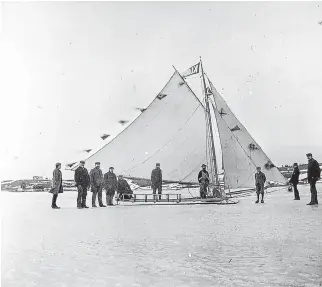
[2,184,322,286]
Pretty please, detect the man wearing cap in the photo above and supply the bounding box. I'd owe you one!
[103,167,118,205]
[50,162,63,209]
[198,164,209,198]
[289,163,300,200]
[90,162,105,207]
[255,167,266,203]
[74,160,90,209]
[151,163,162,200]
[306,153,320,205]
[117,175,133,200]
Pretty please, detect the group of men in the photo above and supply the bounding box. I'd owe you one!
[50,153,320,209]
[73,161,164,208]
[288,153,320,205]
[255,152,320,205]
[197,153,320,205]
[74,161,133,209]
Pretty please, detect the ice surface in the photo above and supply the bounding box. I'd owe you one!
[1,184,322,286]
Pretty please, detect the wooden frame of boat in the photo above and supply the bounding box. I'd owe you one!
[116,193,238,205]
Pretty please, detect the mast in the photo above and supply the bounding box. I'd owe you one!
[200,57,219,186]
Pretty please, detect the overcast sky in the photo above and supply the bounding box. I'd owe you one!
[0,1,321,180]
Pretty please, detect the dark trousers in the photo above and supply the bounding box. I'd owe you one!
[91,185,103,206]
[293,184,300,199]
[52,194,58,206]
[310,180,318,204]
[77,185,87,207]
[152,185,162,200]
[106,187,116,205]
[200,182,208,198]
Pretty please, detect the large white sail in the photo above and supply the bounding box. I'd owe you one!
[74,71,209,184]
[207,78,287,187]
[211,103,257,188]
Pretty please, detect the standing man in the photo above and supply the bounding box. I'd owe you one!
[50,162,63,209]
[306,153,320,205]
[90,162,105,208]
[255,167,266,203]
[151,163,162,200]
[103,167,118,206]
[198,164,209,199]
[74,160,90,209]
[289,163,300,200]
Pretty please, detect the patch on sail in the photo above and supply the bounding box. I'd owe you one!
[219,108,227,117]
[119,120,129,125]
[248,143,258,151]
[206,87,213,95]
[157,93,167,100]
[66,162,77,168]
[179,82,185,86]
[100,134,110,140]
[230,125,241,132]
[264,161,275,169]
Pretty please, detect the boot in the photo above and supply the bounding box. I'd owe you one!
[261,199,264,203]
[52,194,60,209]
[255,194,259,203]
[82,194,89,208]
[92,204,97,208]
[99,203,106,207]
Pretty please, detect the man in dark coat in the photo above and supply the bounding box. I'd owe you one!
[50,162,63,209]
[255,166,266,203]
[306,153,320,205]
[103,167,118,205]
[289,163,300,200]
[74,160,90,209]
[198,164,209,199]
[90,162,105,208]
[151,163,162,200]
[117,175,133,200]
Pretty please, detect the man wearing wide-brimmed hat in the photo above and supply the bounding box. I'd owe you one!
[90,162,105,208]
[74,160,90,209]
[306,153,320,205]
[103,167,118,205]
[198,164,209,198]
